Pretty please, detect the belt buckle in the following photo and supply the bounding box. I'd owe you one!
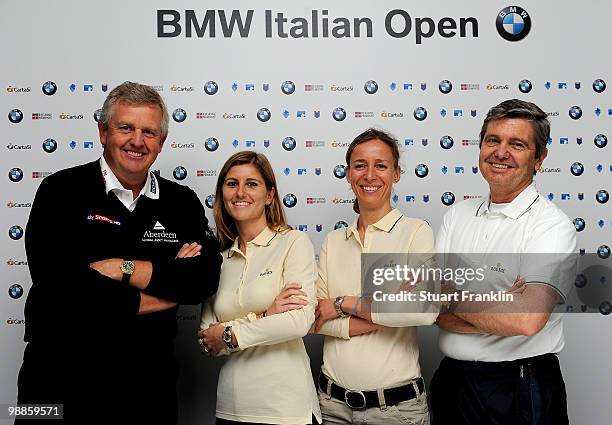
[344,389,366,409]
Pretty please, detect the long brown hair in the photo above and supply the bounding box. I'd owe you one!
[214,151,289,251]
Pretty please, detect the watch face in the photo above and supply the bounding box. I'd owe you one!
[121,261,135,274]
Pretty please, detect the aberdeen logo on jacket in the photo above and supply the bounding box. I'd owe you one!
[142,220,178,243]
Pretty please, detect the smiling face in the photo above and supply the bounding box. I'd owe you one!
[99,102,165,191]
[479,117,548,203]
[346,139,400,213]
[222,164,274,229]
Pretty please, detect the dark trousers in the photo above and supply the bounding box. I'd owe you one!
[430,353,568,425]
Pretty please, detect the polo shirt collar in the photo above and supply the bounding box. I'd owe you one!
[345,208,404,239]
[99,156,159,200]
[476,182,539,219]
[228,226,278,258]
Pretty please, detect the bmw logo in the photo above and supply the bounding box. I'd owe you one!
[413,107,427,121]
[568,106,582,120]
[205,194,215,209]
[600,301,612,316]
[42,138,57,153]
[593,79,606,93]
[172,108,187,123]
[573,218,586,232]
[496,6,531,42]
[204,81,218,95]
[8,109,23,124]
[283,194,298,208]
[9,168,23,183]
[594,134,607,148]
[334,221,349,230]
[333,165,346,179]
[597,245,611,259]
[570,162,584,176]
[438,80,453,94]
[332,107,346,122]
[257,108,271,122]
[518,79,532,93]
[281,81,296,95]
[8,284,24,299]
[364,80,378,94]
[440,136,454,150]
[415,164,429,178]
[9,225,24,240]
[205,137,219,152]
[574,274,587,288]
[441,192,455,206]
[596,189,609,204]
[282,137,296,151]
[93,109,101,122]
[173,166,187,180]
[42,81,57,96]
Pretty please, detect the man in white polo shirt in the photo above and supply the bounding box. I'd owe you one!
[430,99,576,425]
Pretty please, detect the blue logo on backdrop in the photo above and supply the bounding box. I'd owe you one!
[415,164,429,178]
[570,162,584,176]
[283,194,298,208]
[205,137,219,152]
[173,166,187,180]
[8,284,24,299]
[281,81,295,95]
[332,107,346,121]
[334,221,348,230]
[569,106,582,120]
[438,80,452,94]
[204,81,218,95]
[594,134,607,148]
[93,109,101,122]
[597,245,611,259]
[172,108,187,122]
[593,79,606,93]
[42,81,57,96]
[282,137,296,151]
[205,194,215,209]
[333,165,346,179]
[596,190,609,204]
[518,79,532,93]
[496,6,531,42]
[441,192,455,206]
[573,218,586,232]
[413,107,427,121]
[42,139,57,153]
[257,108,271,122]
[9,225,24,240]
[8,109,23,124]
[364,80,378,94]
[440,136,454,150]
[9,168,23,182]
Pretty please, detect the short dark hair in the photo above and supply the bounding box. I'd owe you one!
[479,99,550,158]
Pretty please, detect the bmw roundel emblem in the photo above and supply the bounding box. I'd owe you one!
[8,168,23,183]
[8,283,24,299]
[597,245,611,259]
[594,134,607,148]
[596,189,609,204]
[333,165,346,179]
[204,81,218,95]
[8,109,23,124]
[413,107,427,121]
[42,138,57,153]
[440,136,454,150]
[441,192,455,206]
[332,107,346,122]
[205,194,215,209]
[593,79,606,93]
[573,218,586,232]
[42,81,57,96]
[364,80,378,94]
[570,162,584,176]
[568,106,582,120]
[334,221,349,230]
[496,6,531,42]
[438,80,452,94]
[283,193,298,208]
[281,81,295,95]
[257,108,271,122]
[282,137,296,151]
[518,79,532,93]
[172,108,187,123]
[9,225,24,240]
[173,166,187,180]
[600,301,612,316]
[415,164,429,178]
[205,137,219,152]
[93,108,102,122]
[575,274,587,288]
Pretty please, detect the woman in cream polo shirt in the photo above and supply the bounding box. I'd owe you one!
[313,129,439,424]
[198,151,321,425]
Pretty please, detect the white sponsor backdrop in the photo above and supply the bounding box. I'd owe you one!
[1,1,610,423]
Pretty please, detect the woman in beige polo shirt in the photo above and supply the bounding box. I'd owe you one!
[313,128,439,424]
[198,151,321,425]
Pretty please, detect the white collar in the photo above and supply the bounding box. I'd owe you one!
[99,156,159,200]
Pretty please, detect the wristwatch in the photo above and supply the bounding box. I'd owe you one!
[222,326,239,351]
[334,296,349,317]
[120,260,135,284]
